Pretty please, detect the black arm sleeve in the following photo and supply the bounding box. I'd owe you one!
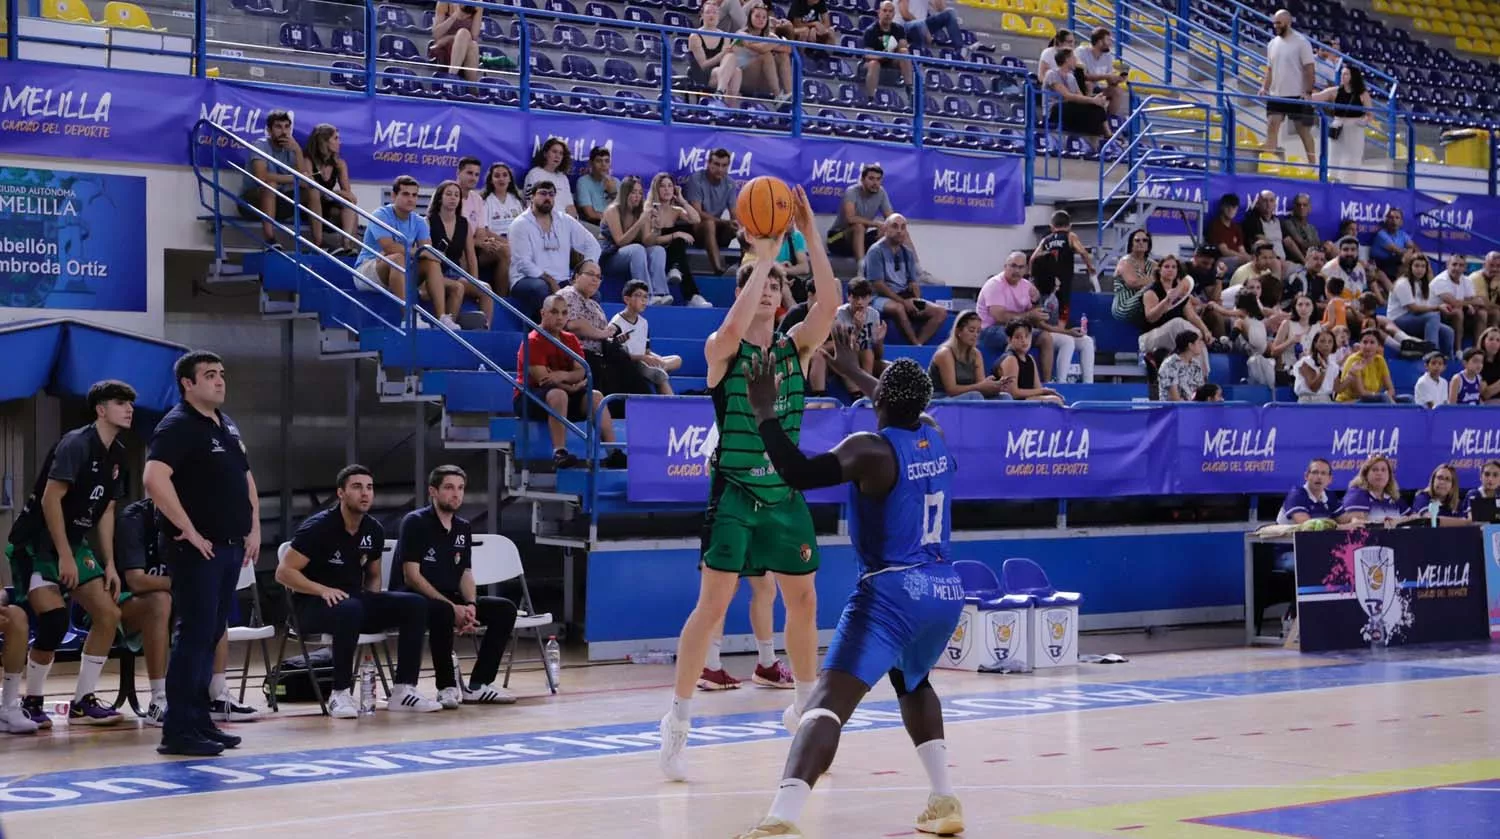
[758,419,847,491]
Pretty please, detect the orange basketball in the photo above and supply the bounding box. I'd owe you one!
[736,176,795,240]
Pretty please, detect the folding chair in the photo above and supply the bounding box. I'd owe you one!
[470,534,556,694]
[269,541,395,716]
[224,559,277,708]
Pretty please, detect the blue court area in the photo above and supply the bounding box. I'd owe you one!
[1195,779,1500,837]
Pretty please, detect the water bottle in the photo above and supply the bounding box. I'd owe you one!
[358,653,377,716]
[628,650,676,665]
[451,652,462,688]
[1079,314,1089,335]
[544,636,562,688]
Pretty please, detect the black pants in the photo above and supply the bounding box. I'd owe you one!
[294,591,427,691]
[163,541,243,741]
[662,229,701,299]
[424,595,519,690]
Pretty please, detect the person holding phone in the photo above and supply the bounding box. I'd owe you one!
[645,172,714,308]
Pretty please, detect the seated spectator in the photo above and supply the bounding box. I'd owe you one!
[1388,254,1455,358]
[1433,253,1488,349]
[1481,328,1500,401]
[1192,382,1224,402]
[1139,255,1210,361]
[430,2,482,82]
[480,163,525,294]
[508,180,601,322]
[739,4,794,103]
[929,310,1009,400]
[995,320,1063,403]
[833,278,886,394]
[525,138,577,218]
[0,599,36,734]
[1469,252,1500,328]
[1205,193,1249,271]
[1039,295,1095,384]
[897,0,964,52]
[787,0,836,47]
[1228,241,1283,305]
[356,176,459,329]
[1412,463,1470,524]
[862,2,915,102]
[393,465,520,708]
[977,252,1056,380]
[1222,280,1276,386]
[1451,347,1485,405]
[685,149,741,275]
[863,215,945,345]
[1157,330,1206,401]
[1370,207,1417,290]
[1334,329,1396,403]
[1185,244,1229,338]
[1111,228,1156,328]
[1270,293,1319,372]
[828,164,892,263]
[601,176,671,305]
[561,261,653,401]
[779,283,829,395]
[1414,350,1449,408]
[1322,219,1359,257]
[1043,49,1107,137]
[1337,454,1406,526]
[1328,323,1353,367]
[242,109,312,249]
[427,179,493,329]
[573,148,617,233]
[457,157,507,299]
[646,173,712,308]
[1031,210,1100,325]
[302,123,358,255]
[274,466,442,719]
[1282,246,1326,310]
[1354,291,1419,354]
[689,2,743,104]
[1239,191,1287,263]
[1277,458,1340,524]
[513,293,624,469]
[1319,275,1355,331]
[1467,461,1500,516]
[1280,192,1321,267]
[611,281,682,395]
[1293,329,1339,402]
[1079,28,1129,116]
[1037,29,1075,80]
[772,224,811,311]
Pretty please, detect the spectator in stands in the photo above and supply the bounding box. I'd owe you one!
[1157,330,1206,402]
[1434,254,1487,349]
[1193,383,1223,402]
[1271,293,1318,373]
[611,281,682,395]
[1334,329,1396,403]
[689,2,744,105]
[1328,323,1353,368]
[430,2,482,82]
[1276,458,1339,523]
[455,158,507,298]
[513,293,624,469]
[863,215,945,345]
[1311,64,1373,181]
[1040,297,1094,384]
[787,0,836,48]
[647,173,713,308]
[1338,454,1406,526]
[356,175,459,329]
[1479,328,1500,401]
[685,149,740,275]
[0,599,37,734]
[1389,253,1455,359]
[509,180,602,322]
[1240,191,1287,263]
[1037,29,1076,80]
[1412,464,1470,524]
[1229,241,1285,312]
[1032,211,1098,325]
[1315,35,1342,88]
[1293,329,1339,402]
[996,321,1063,403]
[1321,235,1374,301]
[1469,252,1500,327]
[779,284,830,396]
[427,179,493,329]
[1371,208,1417,289]
[480,163,524,295]
[929,310,1010,400]
[1079,28,1129,117]
[275,466,442,718]
[828,164,892,263]
[1450,347,1485,405]
[1110,228,1156,331]
[862,2,915,102]
[1259,9,1317,161]
[833,279,886,393]
[243,109,312,249]
[525,139,577,218]
[1140,255,1208,360]
[769,223,811,310]
[1205,193,1249,271]
[1282,245,1326,309]
[1280,193,1320,267]
[1353,291,1419,354]
[302,123,357,256]
[574,147,617,231]
[1467,461,1500,514]
[1414,351,1450,408]
[1214,273,1277,385]
[896,0,964,52]
[739,4,794,103]
[601,176,672,305]
[1185,244,1228,337]
[1043,49,1107,138]
[977,251,1057,381]
[560,261,651,401]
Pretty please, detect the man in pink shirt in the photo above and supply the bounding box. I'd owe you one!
[976,251,1056,379]
[458,156,508,294]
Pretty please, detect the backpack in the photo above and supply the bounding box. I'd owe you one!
[263,647,335,703]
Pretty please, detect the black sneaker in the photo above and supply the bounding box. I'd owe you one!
[197,726,242,749]
[157,735,225,757]
[603,449,628,469]
[554,449,581,469]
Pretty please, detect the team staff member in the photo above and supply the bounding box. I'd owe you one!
[394,465,519,708]
[144,351,259,756]
[116,498,261,724]
[275,465,442,719]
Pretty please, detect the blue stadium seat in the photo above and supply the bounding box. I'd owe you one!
[530,82,565,109]
[378,65,425,96]
[941,96,974,119]
[553,24,591,52]
[635,33,663,58]
[375,3,423,32]
[547,0,579,13]
[663,10,692,28]
[432,70,478,101]
[530,52,560,77]
[329,61,367,91]
[803,79,835,103]
[561,54,598,80]
[232,0,286,17]
[480,15,507,42]
[602,57,639,84]
[279,22,326,52]
[377,34,422,62]
[925,69,956,92]
[567,86,607,113]
[595,30,631,55]
[329,27,364,56]
[956,72,984,96]
[584,1,618,18]
[624,8,657,25]
[611,90,657,119]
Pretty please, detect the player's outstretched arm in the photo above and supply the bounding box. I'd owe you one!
[820,324,880,397]
[745,352,896,494]
[705,235,783,373]
[790,186,843,356]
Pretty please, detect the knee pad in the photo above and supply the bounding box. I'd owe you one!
[799,707,842,731]
[31,608,70,653]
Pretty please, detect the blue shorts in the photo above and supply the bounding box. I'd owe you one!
[823,564,966,689]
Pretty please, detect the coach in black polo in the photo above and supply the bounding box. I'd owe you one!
[393,465,519,708]
[143,350,259,756]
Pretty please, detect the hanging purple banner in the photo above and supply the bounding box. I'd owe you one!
[1260,403,1430,489]
[1416,193,1500,251]
[1429,406,1500,487]
[799,137,921,217]
[919,149,1025,225]
[1172,403,1281,494]
[0,64,189,165]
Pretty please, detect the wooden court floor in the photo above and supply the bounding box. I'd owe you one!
[3,637,1500,838]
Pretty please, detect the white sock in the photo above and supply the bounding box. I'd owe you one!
[756,640,777,668]
[209,673,228,700]
[26,657,52,698]
[767,778,812,824]
[794,680,813,713]
[150,679,167,706]
[671,695,692,723]
[75,654,108,702]
[916,740,955,796]
[2,673,20,706]
[705,638,723,671]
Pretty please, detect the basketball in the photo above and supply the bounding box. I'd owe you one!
[736,176,795,240]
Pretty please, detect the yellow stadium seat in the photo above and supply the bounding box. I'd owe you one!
[1373,0,1391,12]
[1458,35,1476,50]
[1479,13,1496,25]
[1041,0,1067,17]
[1433,19,1453,34]
[42,0,98,23]
[102,1,163,29]
[1393,1,1413,15]
[1441,8,1462,21]
[1484,25,1500,38]
[1000,11,1028,33]
[1029,15,1057,39]
[1416,145,1440,164]
[1415,17,1433,31]
[1432,0,1457,8]
[1456,0,1473,9]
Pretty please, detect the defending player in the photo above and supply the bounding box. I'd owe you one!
[734,334,967,838]
[658,186,842,781]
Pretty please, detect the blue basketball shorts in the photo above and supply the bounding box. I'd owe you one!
[823,564,966,689]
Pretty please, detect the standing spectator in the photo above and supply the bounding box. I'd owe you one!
[1370,208,1417,290]
[1259,9,1317,161]
[481,163,524,295]
[896,0,964,52]
[145,353,261,754]
[1414,351,1450,408]
[302,123,358,255]
[684,149,741,275]
[1280,193,1321,266]
[1205,193,1250,271]
[1450,347,1485,405]
[1311,64,1373,181]
[996,321,1064,403]
[1293,329,1339,402]
[1334,329,1396,403]
[1043,49,1107,138]
[611,281,682,395]
[1240,191,1287,262]
[427,179,491,329]
[928,310,1010,400]
[1338,455,1407,526]
[716,0,751,34]
[646,173,713,308]
[458,157,508,295]
[1139,256,1211,362]
[1111,228,1155,329]
[738,4,794,103]
[355,176,458,329]
[1031,210,1099,325]
[561,262,652,400]
[1315,35,1343,87]
[1079,29,1129,116]
[833,278,886,394]
[1158,331,1206,401]
[1388,254,1454,359]
[508,180,602,322]
[430,2,481,82]
[976,252,1057,380]
[828,164,893,263]
[1037,29,1075,80]
[1468,252,1500,326]
[863,214,945,345]
[1433,253,1488,349]
[513,293,625,469]
[242,109,311,249]
[601,176,672,305]
[689,2,743,104]
[525,138,576,218]
[787,0,835,47]
[574,147,617,230]
[862,2,915,102]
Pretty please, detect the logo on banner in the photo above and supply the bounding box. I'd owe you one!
[197,102,281,144]
[807,157,880,200]
[1200,428,1276,475]
[1420,206,1475,240]
[987,611,1018,661]
[677,146,752,179]
[542,133,614,167]
[1042,609,1072,662]
[1003,427,1089,477]
[1,84,112,139]
[1330,427,1399,473]
[931,168,997,210]
[946,610,971,663]
[1353,546,1406,644]
[1448,428,1500,475]
[665,423,718,478]
[375,118,462,167]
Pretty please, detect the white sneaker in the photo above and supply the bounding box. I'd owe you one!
[782,703,800,735]
[668,268,683,283]
[687,294,713,309]
[461,683,517,704]
[386,685,443,713]
[144,701,167,728]
[328,689,359,720]
[650,294,676,306]
[440,314,460,330]
[0,702,39,734]
[211,694,262,722]
[437,687,462,710]
[659,713,690,781]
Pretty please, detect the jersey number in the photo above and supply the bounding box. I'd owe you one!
[89,485,105,501]
[921,492,945,545]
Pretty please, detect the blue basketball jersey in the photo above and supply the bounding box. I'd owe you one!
[848,424,953,576]
[1455,372,1483,405]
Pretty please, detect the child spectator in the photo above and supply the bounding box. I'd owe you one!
[610,281,682,395]
[1449,347,1485,405]
[1413,351,1449,408]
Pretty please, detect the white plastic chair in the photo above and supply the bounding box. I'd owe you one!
[470,533,556,694]
[224,558,276,706]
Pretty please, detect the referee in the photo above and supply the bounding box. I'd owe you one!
[143,351,261,756]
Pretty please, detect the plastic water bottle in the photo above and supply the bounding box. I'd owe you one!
[628,650,676,664]
[451,652,462,688]
[544,636,562,688]
[1079,314,1089,335]
[358,653,377,716]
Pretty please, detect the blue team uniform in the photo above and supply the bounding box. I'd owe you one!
[823,424,965,689]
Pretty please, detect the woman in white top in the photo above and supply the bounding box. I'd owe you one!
[1270,293,1318,371]
[479,162,523,293]
[1293,329,1339,402]
[524,138,576,217]
[1387,253,1455,358]
[1037,28,1075,81]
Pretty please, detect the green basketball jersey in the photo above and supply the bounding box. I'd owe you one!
[710,334,806,505]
